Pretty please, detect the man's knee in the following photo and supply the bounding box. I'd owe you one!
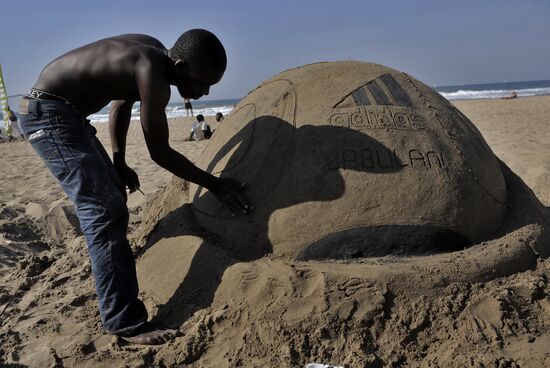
[76,193,127,229]
[103,194,129,221]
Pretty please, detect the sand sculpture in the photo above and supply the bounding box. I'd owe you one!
[188,61,507,259]
[135,65,549,362]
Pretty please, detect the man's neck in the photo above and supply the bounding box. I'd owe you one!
[165,55,179,85]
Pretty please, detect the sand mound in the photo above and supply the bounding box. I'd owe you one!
[143,62,549,286]
[189,61,506,259]
[25,199,81,240]
[133,157,549,366]
[129,63,550,366]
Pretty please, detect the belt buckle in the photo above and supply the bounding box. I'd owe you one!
[19,98,31,115]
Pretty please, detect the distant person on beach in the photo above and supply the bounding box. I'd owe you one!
[184,98,193,116]
[502,91,518,99]
[0,108,18,141]
[189,114,212,141]
[8,108,23,139]
[18,29,251,345]
[215,112,224,123]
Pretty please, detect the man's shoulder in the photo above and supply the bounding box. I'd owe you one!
[133,46,170,83]
[104,34,169,68]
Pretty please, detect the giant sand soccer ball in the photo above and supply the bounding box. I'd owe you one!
[189,61,506,259]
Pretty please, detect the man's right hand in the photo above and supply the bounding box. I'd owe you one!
[211,177,253,216]
[114,162,141,193]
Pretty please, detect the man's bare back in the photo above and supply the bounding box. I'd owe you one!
[33,34,170,116]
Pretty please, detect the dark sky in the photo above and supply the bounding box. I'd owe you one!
[2,0,549,101]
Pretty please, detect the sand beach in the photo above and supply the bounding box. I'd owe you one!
[1,95,549,367]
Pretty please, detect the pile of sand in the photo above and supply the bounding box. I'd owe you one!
[190,62,508,260]
[1,66,550,366]
[132,63,550,367]
[131,161,550,367]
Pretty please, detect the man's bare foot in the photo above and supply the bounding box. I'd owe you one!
[118,322,177,345]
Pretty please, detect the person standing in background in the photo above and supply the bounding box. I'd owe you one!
[0,108,19,141]
[8,108,23,139]
[184,98,193,116]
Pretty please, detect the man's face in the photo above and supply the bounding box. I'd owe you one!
[176,64,224,100]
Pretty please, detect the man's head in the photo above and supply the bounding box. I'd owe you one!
[169,29,227,100]
[197,114,205,122]
[215,112,224,122]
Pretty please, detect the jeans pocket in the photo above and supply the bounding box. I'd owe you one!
[29,129,71,181]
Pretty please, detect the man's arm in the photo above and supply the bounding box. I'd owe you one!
[139,87,219,189]
[109,100,134,165]
[137,67,251,214]
[109,100,140,192]
[203,123,212,139]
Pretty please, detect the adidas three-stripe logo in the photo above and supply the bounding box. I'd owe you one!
[334,74,413,108]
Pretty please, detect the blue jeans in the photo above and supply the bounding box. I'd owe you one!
[19,98,147,335]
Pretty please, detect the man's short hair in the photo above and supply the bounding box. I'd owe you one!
[170,29,227,80]
[197,114,205,121]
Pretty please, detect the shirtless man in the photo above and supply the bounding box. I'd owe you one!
[18,29,251,344]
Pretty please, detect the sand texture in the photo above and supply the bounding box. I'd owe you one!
[1,96,550,367]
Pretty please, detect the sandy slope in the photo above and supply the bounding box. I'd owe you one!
[455,96,550,206]
[0,97,549,367]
